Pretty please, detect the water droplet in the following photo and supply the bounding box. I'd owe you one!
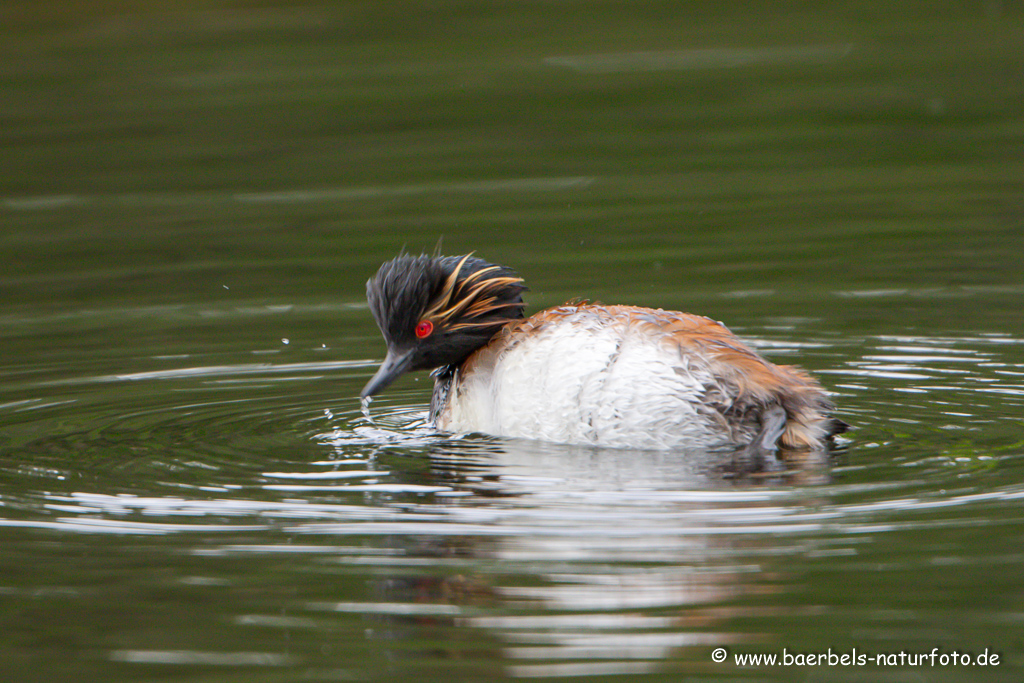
[281,338,289,345]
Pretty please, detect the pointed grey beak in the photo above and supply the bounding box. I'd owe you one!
[361,347,416,398]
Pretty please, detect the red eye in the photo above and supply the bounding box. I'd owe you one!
[415,320,434,339]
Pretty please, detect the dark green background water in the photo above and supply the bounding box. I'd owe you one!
[2,2,1023,681]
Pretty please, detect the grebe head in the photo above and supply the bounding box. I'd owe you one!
[361,254,527,398]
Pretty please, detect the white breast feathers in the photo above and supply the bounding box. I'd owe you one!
[434,305,757,450]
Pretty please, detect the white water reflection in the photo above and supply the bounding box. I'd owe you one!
[110,650,296,666]
[24,436,1019,677]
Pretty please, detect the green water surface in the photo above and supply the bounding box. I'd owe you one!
[2,2,1023,681]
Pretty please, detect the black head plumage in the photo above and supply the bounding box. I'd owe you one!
[361,254,527,398]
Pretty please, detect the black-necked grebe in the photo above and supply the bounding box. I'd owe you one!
[361,254,845,452]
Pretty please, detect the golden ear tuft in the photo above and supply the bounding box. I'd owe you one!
[421,256,523,330]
